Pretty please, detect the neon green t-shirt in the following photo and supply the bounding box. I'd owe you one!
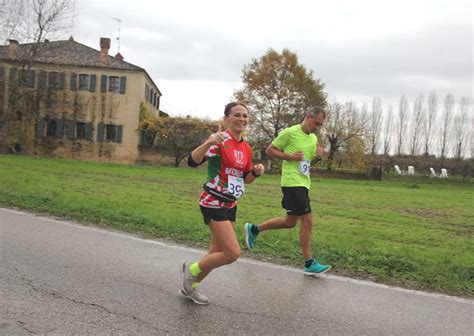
[272,124,317,189]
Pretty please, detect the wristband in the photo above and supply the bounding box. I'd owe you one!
[251,170,261,177]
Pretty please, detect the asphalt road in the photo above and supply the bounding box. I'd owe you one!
[1,207,472,335]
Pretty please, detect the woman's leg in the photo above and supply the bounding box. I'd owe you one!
[195,232,220,282]
[195,220,240,282]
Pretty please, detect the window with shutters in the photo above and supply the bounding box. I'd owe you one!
[108,76,120,92]
[76,122,86,139]
[48,72,60,90]
[46,119,57,137]
[106,124,117,141]
[38,70,47,89]
[36,118,46,138]
[19,69,35,88]
[78,74,90,90]
[139,129,154,147]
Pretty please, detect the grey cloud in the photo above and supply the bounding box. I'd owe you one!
[76,4,472,103]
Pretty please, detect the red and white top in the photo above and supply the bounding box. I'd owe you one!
[199,130,253,209]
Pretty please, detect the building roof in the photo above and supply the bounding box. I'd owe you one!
[0,39,143,71]
[0,38,162,95]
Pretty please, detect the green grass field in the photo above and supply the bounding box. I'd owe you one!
[1,154,473,297]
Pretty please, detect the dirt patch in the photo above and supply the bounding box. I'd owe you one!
[392,207,448,218]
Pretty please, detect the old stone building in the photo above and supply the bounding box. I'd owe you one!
[0,37,165,163]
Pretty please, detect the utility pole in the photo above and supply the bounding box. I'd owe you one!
[112,17,121,53]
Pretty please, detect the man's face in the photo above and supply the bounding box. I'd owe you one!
[310,113,325,131]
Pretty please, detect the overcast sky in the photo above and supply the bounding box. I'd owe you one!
[71,0,472,120]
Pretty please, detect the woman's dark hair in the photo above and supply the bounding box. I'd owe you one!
[224,102,248,116]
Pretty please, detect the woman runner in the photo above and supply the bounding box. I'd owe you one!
[180,102,265,305]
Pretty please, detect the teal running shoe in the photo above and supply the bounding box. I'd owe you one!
[244,223,257,249]
[304,260,331,275]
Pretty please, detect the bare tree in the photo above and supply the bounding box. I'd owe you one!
[0,0,73,140]
[323,101,368,171]
[453,97,471,160]
[410,94,424,155]
[395,95,409,156]
[368,97,383,155]
[383,104,394,155]
[1,0,73,45]
[440,93,455,159]
[423,91,437,155]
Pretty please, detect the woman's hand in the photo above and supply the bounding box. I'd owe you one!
[252,163,265,177]
[207,124,226,145]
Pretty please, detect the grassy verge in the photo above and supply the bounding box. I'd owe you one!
[1,154,473,297]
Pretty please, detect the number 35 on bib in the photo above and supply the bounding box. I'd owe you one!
[227,175,245,198]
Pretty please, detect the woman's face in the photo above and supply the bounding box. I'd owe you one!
[225,105,249,134]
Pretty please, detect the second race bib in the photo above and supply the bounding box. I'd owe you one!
[299,160,311,176]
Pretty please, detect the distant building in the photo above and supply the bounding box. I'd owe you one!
[0,37,166,163]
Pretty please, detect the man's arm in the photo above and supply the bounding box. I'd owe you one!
[265,143,304,161]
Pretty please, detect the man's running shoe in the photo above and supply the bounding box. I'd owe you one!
[303,259,331,275]
[244,223,257,249]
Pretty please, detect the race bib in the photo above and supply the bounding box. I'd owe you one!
[227,175,245,199]
[299,160,311,176]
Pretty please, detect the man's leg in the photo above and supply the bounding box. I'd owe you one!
[245,216,298,249]
[299,213,331,275]
[258,215,298,231]
[299,213,313,260]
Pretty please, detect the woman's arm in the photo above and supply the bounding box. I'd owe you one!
[244,164,265,184]
[190,126,226,164]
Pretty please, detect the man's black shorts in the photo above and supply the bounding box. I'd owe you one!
[281,187,312,216]
[200,205,237,225]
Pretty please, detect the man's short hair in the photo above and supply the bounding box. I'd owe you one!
[308,106,326,118]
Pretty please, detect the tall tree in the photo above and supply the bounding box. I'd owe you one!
[234,48,327,151]
[453,97,471,160]
[383,104,394,155]
[440,93,454,159]
[423,91,437,156]
[323,101,367,171]
[368,97,383,155]
[395,95,409,156]
[410,94,424,155]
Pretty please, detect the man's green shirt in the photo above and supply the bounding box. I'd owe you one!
[272,124,317,189]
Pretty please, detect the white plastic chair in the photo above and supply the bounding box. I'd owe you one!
[394,165,402,175]
[407,166,415,176]
[429,167,438,177]
[440,168,448,178]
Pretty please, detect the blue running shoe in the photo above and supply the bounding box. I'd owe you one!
[304,260,331,275]
[244,223,257,249]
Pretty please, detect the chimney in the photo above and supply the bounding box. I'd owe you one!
[99,37,111,64]
[114,52,124,61]
[8,39,19,59]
